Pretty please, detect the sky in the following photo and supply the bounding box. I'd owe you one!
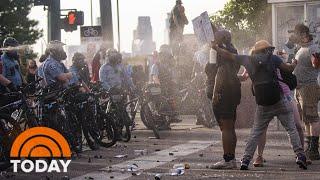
[29,0,228,54]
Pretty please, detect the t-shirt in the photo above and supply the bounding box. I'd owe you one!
[235,54,282,78]
[294,44,319,86]
[276,69,291,96]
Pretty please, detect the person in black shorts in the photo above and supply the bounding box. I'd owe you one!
[205,30,242,169]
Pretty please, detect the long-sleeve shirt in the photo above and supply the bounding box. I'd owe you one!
[99,63,134,91]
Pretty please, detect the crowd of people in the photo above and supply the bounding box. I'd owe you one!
[0,0,319,173]
[205,23,319,170]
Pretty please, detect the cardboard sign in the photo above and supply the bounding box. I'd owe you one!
[192,11,214,46]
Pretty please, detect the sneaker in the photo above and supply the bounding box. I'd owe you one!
[305,154,312,165]
[240,159,250,170]
[253,156,264,167]
[296,153,308,170]
[210,159,237,169]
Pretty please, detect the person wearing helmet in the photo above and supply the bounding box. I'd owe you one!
[150,44,181,124]
[37,40,72,89]
[0,37,23,91]
[69,52,90,85]
[99,49,134,92]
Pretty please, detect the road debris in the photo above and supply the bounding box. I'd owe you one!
[114,154,128,158]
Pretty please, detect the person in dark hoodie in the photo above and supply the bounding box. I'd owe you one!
[205,30,242,169]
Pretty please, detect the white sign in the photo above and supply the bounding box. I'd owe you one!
[192,11,215,46]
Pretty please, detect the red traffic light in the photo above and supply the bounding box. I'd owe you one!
[68,11,76,25]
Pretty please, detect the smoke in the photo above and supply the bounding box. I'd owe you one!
[0,45,30,52]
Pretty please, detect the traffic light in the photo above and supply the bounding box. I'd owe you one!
[62,11,84,32]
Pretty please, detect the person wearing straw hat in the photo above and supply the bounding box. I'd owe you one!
[211,39,307,170]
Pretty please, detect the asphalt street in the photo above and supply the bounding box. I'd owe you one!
[1,115,320,180]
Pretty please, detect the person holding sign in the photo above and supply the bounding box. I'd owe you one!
[205,30,242,169]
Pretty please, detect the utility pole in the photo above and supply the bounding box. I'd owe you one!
[99,0,114,48]
[90,0,93,26]
[117,0,120,52]
[48,0,61,41]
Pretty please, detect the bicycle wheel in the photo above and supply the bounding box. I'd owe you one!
[0,114,21,171]
[81,105,100,150]
[140,102,160,139]
[97,112,117,148]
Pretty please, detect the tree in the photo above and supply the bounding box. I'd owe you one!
[0,0,42,76]
[0,0,42,45]
[211,0,272,50]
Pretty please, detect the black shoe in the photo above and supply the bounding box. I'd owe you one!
[296,153,308,170]
[240,159,250,170]
[309,136,320,160]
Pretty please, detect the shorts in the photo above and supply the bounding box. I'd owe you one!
[212,103,237,124]
[296,84,320,123]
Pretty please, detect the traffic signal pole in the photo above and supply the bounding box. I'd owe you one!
[48,0,61,41]
[99,0,114,48]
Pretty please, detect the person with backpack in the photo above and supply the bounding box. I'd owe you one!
[211,40,307,170]
[293,24,320,161]
[205,30,242,169]
[251,50,307,167]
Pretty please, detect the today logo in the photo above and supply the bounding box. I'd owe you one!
[10,127,72,173]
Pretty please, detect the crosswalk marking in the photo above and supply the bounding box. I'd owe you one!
[72,140,217,180]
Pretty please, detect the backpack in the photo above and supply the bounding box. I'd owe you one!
[279,69,297,90]
[251,54,281,106]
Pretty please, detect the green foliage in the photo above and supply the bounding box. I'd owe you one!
[211,0,272,50]
[0,0,42,77]
[0,0,42,45]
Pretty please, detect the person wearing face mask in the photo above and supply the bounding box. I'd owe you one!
[69,52,90,85]
[0,37,23,91]
[99,49,134,92]
[205,30,242,169]
[37,40,72,89]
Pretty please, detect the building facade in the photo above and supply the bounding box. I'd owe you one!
[268,0,320,49]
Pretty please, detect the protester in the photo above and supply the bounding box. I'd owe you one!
[92,45,107,83]
[169,0,188,55]
[37,40,73,88]
[292,24,320,161]
[212,40,307,170]
[26,59,38,84]
[206,30,241,169]
[252,50,306,167]
[150,44,181,124]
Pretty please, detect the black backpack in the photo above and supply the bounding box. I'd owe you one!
[279,69,297,90]
[251,54,281,106]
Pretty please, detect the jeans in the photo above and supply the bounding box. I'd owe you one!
[242,97,305,162]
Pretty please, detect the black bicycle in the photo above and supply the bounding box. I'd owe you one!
[106,88,132,142]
